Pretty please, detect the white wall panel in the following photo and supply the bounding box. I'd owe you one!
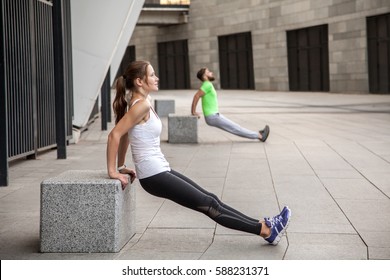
[71,0,144,128]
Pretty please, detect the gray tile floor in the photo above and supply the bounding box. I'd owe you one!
[1,89,390,260]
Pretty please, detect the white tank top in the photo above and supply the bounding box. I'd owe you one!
[128,99,171,179]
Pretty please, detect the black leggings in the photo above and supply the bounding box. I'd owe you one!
[139,169,261,235]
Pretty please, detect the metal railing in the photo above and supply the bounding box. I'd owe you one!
[0,0,73,186]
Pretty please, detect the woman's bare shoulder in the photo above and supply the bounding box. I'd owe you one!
[127,98,150,121]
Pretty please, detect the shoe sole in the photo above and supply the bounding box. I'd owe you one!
[270,207,291,245]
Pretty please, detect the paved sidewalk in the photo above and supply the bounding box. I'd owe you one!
[1,90,390,260]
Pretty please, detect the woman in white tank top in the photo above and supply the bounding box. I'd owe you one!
[106,61,291,245]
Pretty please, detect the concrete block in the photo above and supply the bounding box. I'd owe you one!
[154,99,175,117]
[168,114,198,144]
[40,170,135,253]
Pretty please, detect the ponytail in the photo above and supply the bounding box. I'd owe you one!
[113,60,151,124]
[113,76,127,124]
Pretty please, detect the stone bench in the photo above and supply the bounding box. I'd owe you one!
[154,99,175,117]
[40,170,135,253]
[168,114,198,144]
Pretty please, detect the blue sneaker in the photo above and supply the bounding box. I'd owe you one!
[264,206,291,245]
[279,206,290,217]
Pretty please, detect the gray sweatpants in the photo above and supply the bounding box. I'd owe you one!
[204,113,259,139]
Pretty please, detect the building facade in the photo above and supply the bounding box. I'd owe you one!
[131,0,390,93]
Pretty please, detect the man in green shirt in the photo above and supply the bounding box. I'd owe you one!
[191,67,269,142]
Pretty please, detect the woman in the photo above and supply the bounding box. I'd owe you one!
[106,60,291,245]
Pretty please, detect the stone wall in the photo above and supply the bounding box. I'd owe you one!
[130,0,389,93]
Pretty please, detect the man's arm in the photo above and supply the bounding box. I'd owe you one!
[191,89,205,118]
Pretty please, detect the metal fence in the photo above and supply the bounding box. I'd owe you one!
[35,1,56,151]
[0,0,73,186]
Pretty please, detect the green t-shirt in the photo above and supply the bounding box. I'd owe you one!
[200,81,219,116]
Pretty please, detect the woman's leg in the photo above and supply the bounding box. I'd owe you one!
[170,169,259,223]
[205,113,259,139]
[139,170,262,235]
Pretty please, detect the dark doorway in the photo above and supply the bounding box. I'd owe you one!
[367,13,390,94]
[287,25,329,91]
[115,45,136,80]
[218,32,255,89]
[158,40,190,89]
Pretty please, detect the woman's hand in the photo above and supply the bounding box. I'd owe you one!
[109,169,136,190]
[119,168,136,184]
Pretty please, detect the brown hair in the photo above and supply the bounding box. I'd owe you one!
[113,60,150,124]
[196,67,207,81]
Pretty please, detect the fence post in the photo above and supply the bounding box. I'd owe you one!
[101,67,111,131]
[0,1,9,186]
[52,0,67,159]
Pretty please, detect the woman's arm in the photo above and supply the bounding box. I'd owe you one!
[116,133,136,184]
[117,133,129,168]
[106,100,150,187]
